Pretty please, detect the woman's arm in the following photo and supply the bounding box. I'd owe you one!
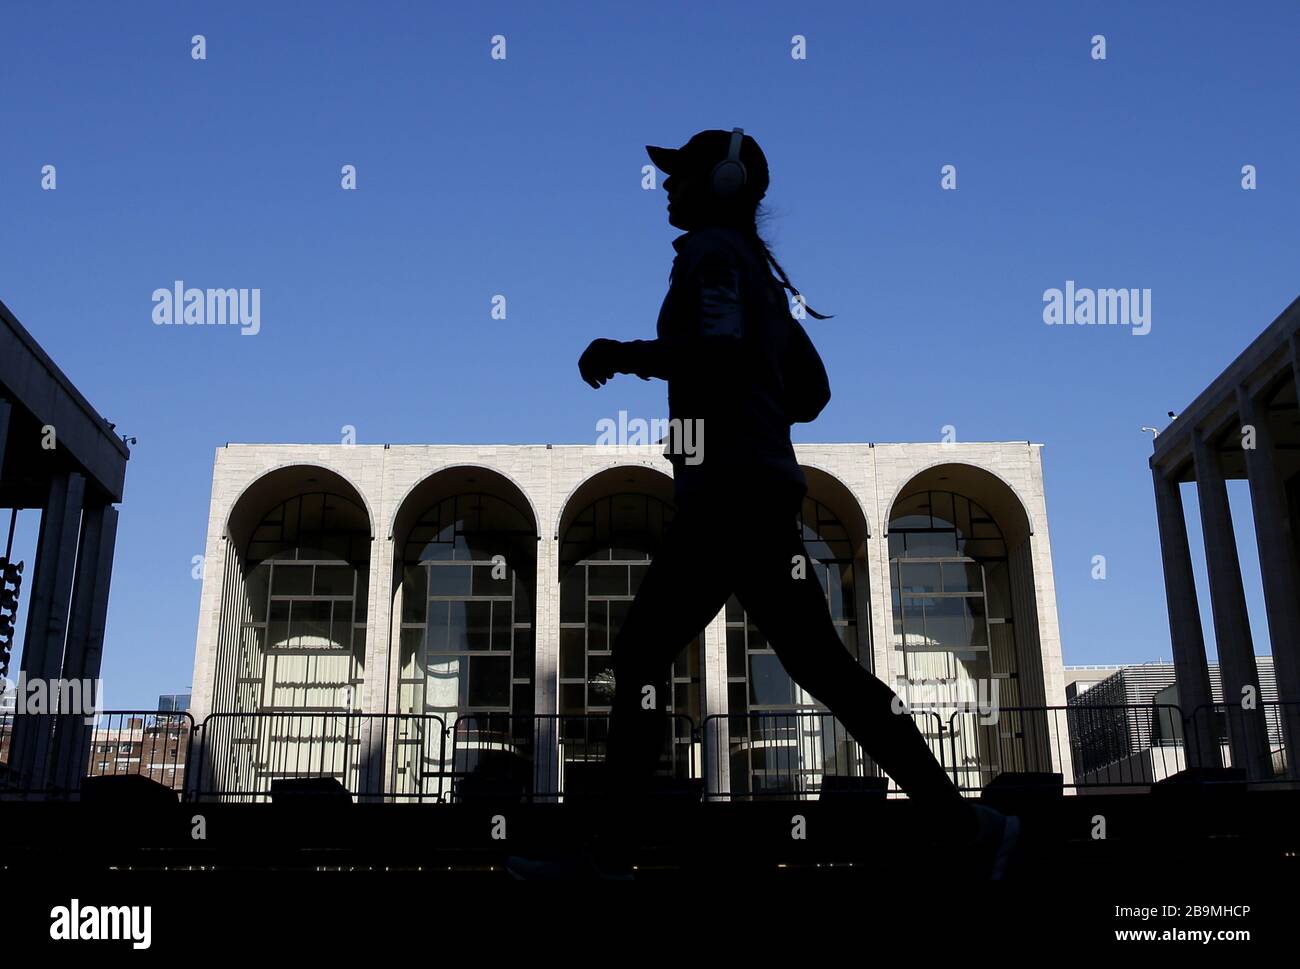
[578,231,752,388]
[616,253,748,381]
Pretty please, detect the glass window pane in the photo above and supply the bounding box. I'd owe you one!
[291,600,332,647]
[674,681,700,719]
[514,626,535,674]
[330,601,353,648]
[588,564,626,597]
[513,577,533,621]
[401,567,426,622]
[473,564,512,597]
[963,539,1006,559]
[588,599,609,651]
[268,600,290,648]
[726,627,746,675]
[838,564,856,619]
[887,532,904,559]
[904,530,957,557]
[900,562,941,594]
[423,537,455,561]
[246,565,270,622]
[926,616,970,650]
[926,596,966,620]
[955,494,972,541]
[930,492,955,529]
[748,654,793,706]
[608,599,630,640]
[464,600,491,650]
[967,599,989,647]
[468,656,511,707]
[428,565,472,597]
[314,565,354,596]
[984,560,1012,619]
[426,600,451,652]
[399,626,424,674]
[271,564,312,596]
[891,492,931,527]
[587,665,616,708]
[560,627,586,679]
[512,683,534,719]
[491,600,511,650]
[943,561,983,594]
[903,613,926,648]
[728,682,749,725]
[560,683,585,716]
[560,569,585,623]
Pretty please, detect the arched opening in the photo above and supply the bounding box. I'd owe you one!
[243,491,370,709]
[390,466,539,799]
[204,465,374,799]
[887,463,1049,790]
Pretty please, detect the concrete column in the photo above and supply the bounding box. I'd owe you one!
[359,537,392,798]
[534,530,560,801]
[7,471,86,793]
[49,503,119,793]
[865,524,894,683]
[1236,385,1300,779]
[701,607,728,798]
[1190,432,1272,780]
[1151,467,1221,768]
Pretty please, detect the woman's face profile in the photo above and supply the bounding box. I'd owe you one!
[663,172,705,230]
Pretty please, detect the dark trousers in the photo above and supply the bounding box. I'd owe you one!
[603,480,961,809]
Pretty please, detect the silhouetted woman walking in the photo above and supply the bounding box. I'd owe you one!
[511,128,1017,880]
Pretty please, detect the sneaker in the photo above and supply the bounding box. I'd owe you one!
[504,845,635,881]
[967,804,1020,880]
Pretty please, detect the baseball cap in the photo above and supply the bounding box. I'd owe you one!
[645,129,770,199]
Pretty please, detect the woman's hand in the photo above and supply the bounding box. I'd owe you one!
[579,338,623,388]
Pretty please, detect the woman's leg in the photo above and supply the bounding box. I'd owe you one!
[733,492,962,805]
[604,495,733,801]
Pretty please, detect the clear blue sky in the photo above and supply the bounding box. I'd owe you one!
[2,1,1298,708]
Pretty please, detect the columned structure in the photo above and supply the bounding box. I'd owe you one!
[1149,296,1300,780]
[190,441,1071,799]
[1,299,129,795]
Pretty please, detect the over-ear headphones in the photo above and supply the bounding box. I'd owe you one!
[711,127,747,198]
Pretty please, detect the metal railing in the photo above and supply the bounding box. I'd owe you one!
[702,709,946,800]
[448,712,698,802]
[1064,700,1300,789]
[188,711,448,802]
[84,710,195,789]
[1184,700,1298,782]
[1,709,195,798]
[4,700,1297,801]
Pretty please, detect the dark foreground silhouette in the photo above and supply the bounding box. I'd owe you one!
[515,129,1016,878]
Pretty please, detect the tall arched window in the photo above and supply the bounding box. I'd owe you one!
[888,490,1019,788]
[242,492,371,711]
[725,495,863,797]
[398,493,536,732]
[558,492,700,788]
